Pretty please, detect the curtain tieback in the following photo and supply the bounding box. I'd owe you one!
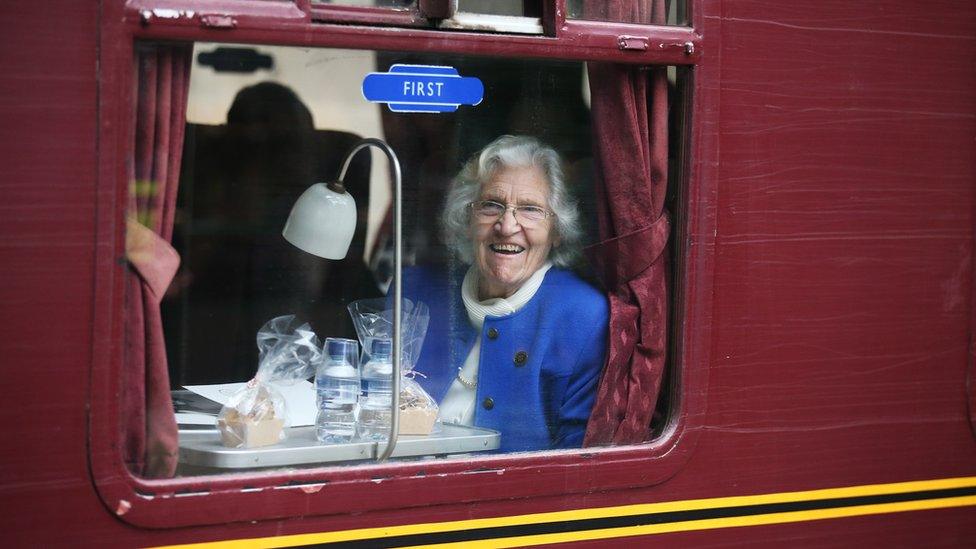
[584,210,670,287]
[125,217,180,302]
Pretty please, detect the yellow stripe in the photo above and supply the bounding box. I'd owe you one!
[152,476,976,548]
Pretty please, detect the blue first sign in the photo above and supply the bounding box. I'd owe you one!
[362,64,484,113]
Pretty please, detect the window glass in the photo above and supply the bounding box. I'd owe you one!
[313,0,537,17]
[444,1,544,34]
[128,42,681,477]
[313,0,416,8]
[566,0,687,26]
[456,0,537,17]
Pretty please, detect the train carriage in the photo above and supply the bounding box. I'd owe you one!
[0,0,974,546]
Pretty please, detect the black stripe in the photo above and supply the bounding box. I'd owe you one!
[299,486,976,548]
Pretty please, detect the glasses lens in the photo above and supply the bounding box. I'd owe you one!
[516,206,546,223]
[475,201,505,218]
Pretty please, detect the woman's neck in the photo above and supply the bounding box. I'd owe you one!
[462,263,553,328]
[477,281,512,301]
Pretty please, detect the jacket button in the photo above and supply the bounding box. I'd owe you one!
[514,350,528,366]
[487,327,499,340]
[482,397,494,410]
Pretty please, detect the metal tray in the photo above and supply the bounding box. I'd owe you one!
[178,424,500,469]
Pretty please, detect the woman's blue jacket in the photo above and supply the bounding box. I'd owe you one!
[404,265,609,453]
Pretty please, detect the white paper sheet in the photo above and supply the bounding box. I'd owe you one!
[174,412,221,426]
[182,381,317,427]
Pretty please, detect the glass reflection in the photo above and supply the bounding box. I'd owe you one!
[164,44,607,473]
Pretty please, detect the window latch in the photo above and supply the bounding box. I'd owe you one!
[617,36,649,51]
[618,36,697,56]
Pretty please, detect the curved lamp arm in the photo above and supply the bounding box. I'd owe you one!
[339,138,403,462]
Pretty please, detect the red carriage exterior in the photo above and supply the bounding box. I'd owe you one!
[0,0,973,546]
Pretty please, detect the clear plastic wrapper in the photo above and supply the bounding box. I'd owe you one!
[347,298,436,435]
[398,375,439,436]
[217,316,321,448]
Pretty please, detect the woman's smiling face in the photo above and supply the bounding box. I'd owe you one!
[471,164,556,300]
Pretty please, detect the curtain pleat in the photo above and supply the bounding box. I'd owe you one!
[583,0,671,446]
[124,45,192,478]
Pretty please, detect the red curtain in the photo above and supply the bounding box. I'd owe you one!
[583,0,671,446]
[124,45,192,478]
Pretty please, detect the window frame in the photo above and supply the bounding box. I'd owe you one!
[90,0,718,529]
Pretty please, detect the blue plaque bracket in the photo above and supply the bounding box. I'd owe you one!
[362,64,484,113]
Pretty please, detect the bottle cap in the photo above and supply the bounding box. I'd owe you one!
[370,337,392,358]
[325,337,358,360]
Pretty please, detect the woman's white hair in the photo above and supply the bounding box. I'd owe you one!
[441,135,582,267]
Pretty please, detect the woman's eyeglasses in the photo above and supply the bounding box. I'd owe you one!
[469,200,554,226]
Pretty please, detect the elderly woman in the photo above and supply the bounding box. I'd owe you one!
[408,135,608,453]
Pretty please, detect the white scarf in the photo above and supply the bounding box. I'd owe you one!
[436,262,552,426]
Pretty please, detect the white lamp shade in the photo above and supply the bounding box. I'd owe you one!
[282,182,357,259]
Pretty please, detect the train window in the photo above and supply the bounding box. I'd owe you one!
[567,0,687,26]
[456,0,539,17]
[315,0,538,17]
[122,37,687,480]
[319,0,416,8]
[121,39,688,481]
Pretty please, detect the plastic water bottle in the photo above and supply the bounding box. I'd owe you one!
[358,338,393,441]
[315,338,360,443]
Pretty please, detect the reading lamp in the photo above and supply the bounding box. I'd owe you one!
[282,137,403,462]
